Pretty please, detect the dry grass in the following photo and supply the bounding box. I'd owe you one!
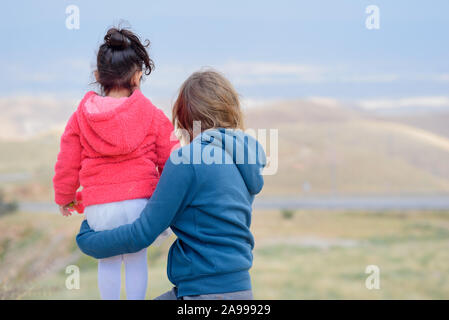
[0,211,81,299]
[1,209,449,299]
[251,210,449,299]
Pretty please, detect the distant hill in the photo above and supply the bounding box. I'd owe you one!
[1,96,449,202]
[0,95,77,140]
[379,112,449,139]
[245,100,449,197]
[0,94,173,140]
[0,133,59,201]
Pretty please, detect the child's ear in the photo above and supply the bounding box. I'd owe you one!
[132,71,143,88]
[94,70,99,82]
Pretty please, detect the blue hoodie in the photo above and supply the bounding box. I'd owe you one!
[76,128,266,298]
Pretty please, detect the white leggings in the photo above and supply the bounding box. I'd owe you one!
[98,249,148,300]
[85,198,170,300]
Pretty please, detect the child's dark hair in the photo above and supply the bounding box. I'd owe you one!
[96,27,154,94]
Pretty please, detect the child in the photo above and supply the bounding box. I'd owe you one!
[53,27,178,300]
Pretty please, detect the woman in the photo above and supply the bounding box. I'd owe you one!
[76,70,266,300]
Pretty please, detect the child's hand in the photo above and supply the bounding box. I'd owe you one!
[59,204,73,216]
[59,193,84,216]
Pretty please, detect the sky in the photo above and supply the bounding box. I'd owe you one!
[1,0,448,109]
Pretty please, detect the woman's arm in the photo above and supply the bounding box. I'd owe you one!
[76,154,196,259]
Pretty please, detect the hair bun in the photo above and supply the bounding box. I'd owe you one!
[105,29,130,49]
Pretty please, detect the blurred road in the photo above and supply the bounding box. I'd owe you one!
[19,195,449,213]
[254,196,449,210]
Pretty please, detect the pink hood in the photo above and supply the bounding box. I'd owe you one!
[76,89,155,156]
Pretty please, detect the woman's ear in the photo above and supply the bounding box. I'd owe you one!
[132,71,143,88]
[94,70,99,82]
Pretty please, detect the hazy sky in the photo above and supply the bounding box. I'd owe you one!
[1,0,448,108]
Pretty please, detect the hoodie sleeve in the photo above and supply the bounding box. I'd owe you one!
[76,154,196,259]
[53,113,82,206]
[154,110,179,174]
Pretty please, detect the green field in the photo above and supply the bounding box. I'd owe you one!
[1,209,449,300]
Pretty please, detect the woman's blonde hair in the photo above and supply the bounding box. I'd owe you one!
[172,69,244,141]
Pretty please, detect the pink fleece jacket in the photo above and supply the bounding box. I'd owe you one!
[53,89,179,207]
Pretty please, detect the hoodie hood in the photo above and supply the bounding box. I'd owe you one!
[199,128,266,195]
[76,90,155,156]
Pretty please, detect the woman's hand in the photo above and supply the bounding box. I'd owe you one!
[76,219,139,259]
[76,220,100,257]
